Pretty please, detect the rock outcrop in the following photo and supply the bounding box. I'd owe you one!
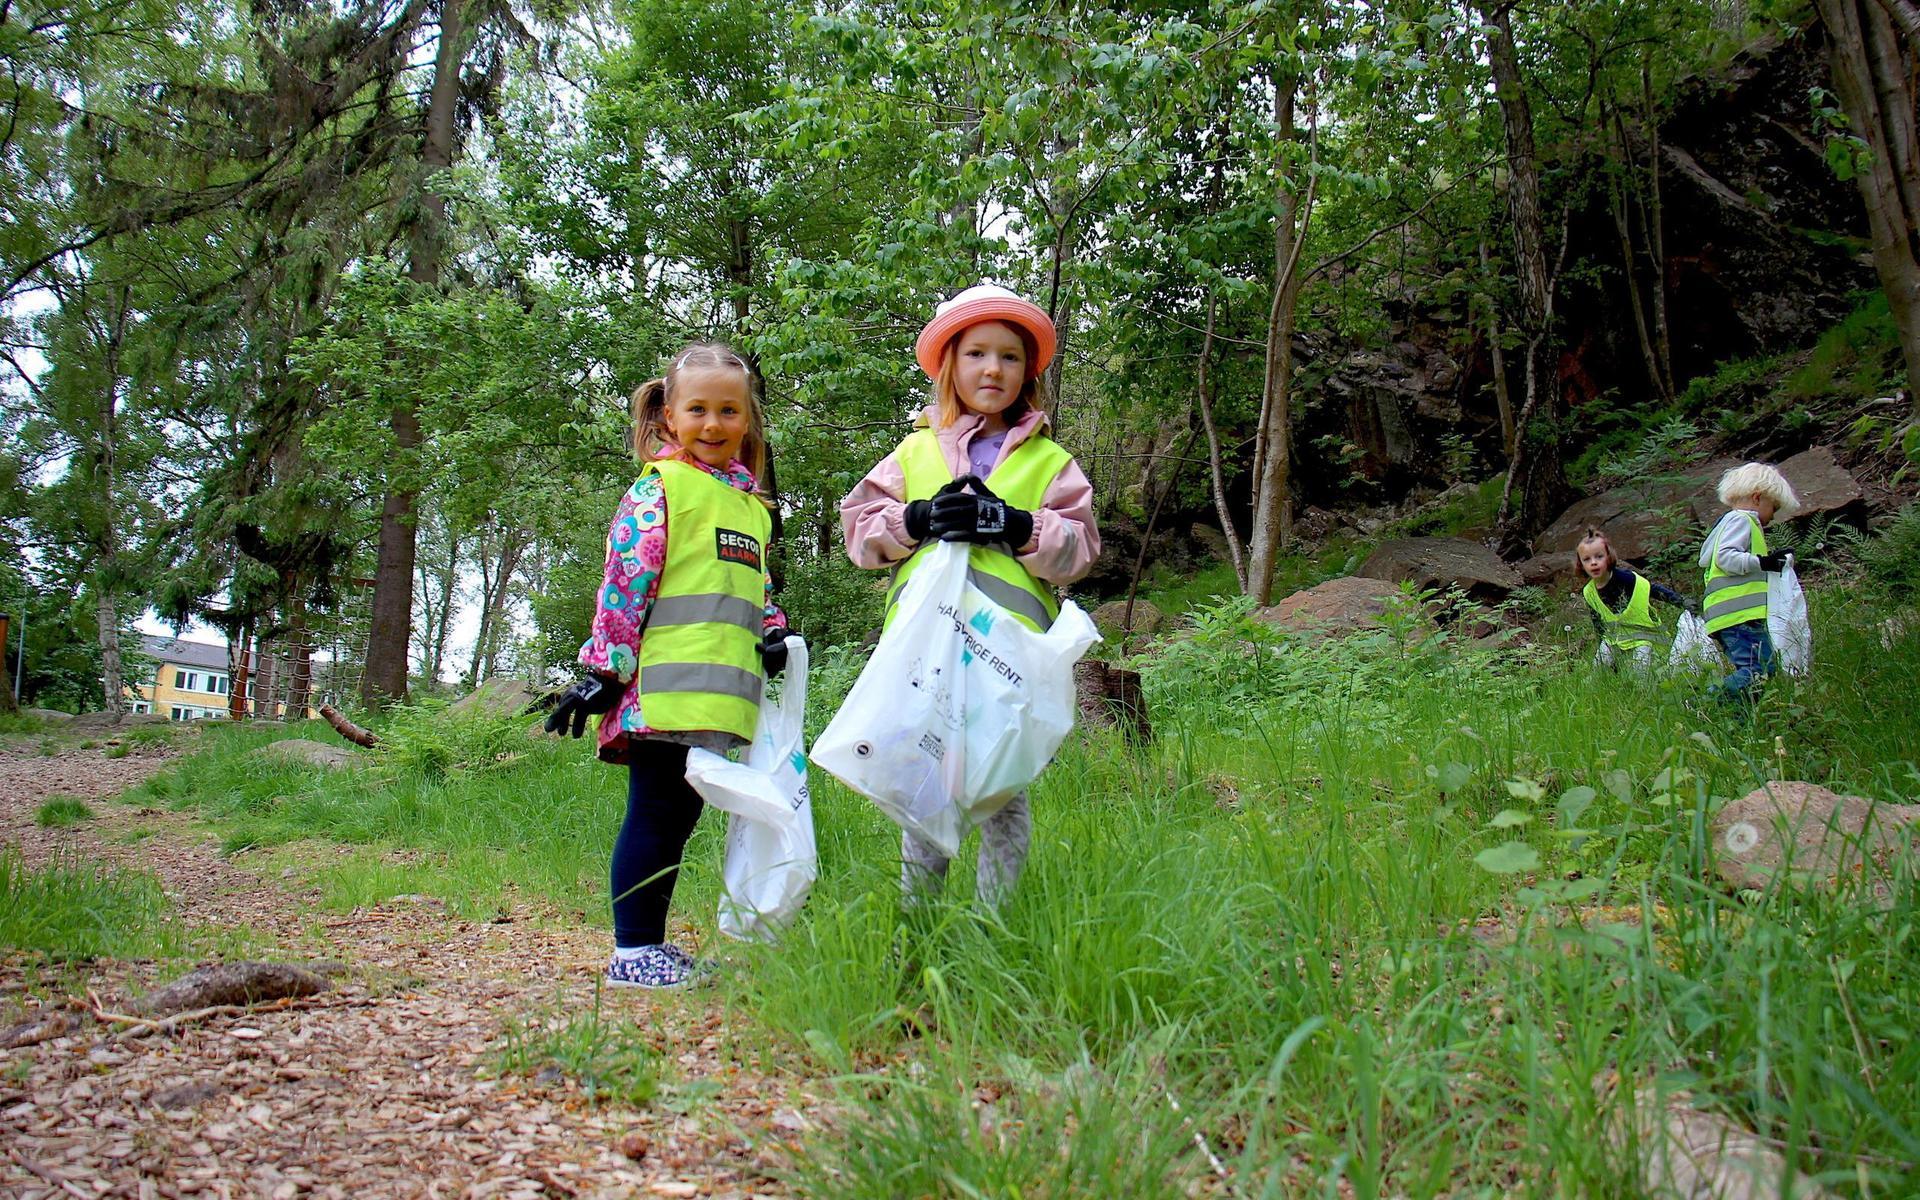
[1356,537,1522,602]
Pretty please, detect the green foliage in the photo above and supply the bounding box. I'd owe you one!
[35,797,93,827]
[0,850,182,960]
[1837,505,1920,600]
[1785,292,1905,401]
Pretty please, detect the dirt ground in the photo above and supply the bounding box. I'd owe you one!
[0,726,815,1200]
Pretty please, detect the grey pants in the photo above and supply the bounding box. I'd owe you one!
[901,792,1030,909]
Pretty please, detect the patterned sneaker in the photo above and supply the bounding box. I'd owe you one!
[603,945,714,990]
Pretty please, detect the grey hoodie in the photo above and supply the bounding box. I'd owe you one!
[1698,509,1763,577]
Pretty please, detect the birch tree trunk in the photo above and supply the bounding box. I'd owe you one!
[1819,0,1920,417]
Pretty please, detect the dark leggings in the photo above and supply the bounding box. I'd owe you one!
[610,741,706,948]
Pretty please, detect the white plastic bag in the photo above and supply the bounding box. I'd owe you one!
[1667,611,1720,675]
[812,541,1101,858]
[1768,556,1812,676]
[684,636,816,942]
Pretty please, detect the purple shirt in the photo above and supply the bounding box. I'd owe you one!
[967,429,1008,480]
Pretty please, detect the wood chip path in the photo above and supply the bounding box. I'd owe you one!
[0,731,814,1199]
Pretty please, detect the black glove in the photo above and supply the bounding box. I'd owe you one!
[544,674,619,738]
[760,627,793,678]
[1757,552,1789,572]
[926,478,1036,548]
[904,499,933,542]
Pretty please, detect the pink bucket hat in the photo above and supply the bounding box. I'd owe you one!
[914,284,1057,381]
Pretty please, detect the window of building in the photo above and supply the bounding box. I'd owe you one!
[175,668,195,690]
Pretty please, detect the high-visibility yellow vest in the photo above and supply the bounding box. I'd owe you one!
[635,459,772,741]
[885,427,1071,632]
[1702,512,1768,636]
[1583,573,1664,651]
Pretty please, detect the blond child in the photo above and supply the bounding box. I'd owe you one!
[1698,462,1800,699]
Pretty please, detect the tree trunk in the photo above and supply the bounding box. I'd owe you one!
[1478,236,1517,457]
[0,616,16,715]
[1245,72,1307,605]
[1641,65,1677,399]
[92,286,130,720]
[1819,0,1920,416]
[466,523,500,689]
[362,0,470,707]
[479,526,526,682]
[424,526,460,684]
[97,590,124,719]
[1192,293,1247,590]
[1609,108,1668,403]
[228,623,252,721]
[1483,1,1566,553]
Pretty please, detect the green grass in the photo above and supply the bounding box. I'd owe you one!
[0,850,188,961]
[489,985,660,1106]
[133,584,1920,1196]
[35,797,94,827]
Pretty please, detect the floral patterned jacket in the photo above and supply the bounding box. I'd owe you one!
[578,454,785,764]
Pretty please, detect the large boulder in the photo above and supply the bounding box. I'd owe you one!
[1709,781,1920,892]
[1089,599,1166,640]
[447,678,542,720]
[1255,576,1411,635]
[1356,537,1522,602]
[1686,445,1864,526]
[23,708,74,723]
[255,739,364,772]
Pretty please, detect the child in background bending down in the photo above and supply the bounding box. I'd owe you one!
[1699,461,1799,701]
[838,284,1100,909]
[1575,526,1692,672]
[546,343,793,989]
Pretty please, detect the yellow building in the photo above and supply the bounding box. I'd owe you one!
[127,635,232,720]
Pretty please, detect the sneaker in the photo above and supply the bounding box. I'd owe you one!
[604,945,696,990]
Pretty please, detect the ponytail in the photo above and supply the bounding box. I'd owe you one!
[631,377,671,462]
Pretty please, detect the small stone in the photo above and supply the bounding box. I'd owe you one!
[615,1132,649,1161]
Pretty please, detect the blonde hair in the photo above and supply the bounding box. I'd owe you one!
[931,322,1053,428]
[1716,462,1800,520]
[630,342,768,484]
[1575,526,1618,572]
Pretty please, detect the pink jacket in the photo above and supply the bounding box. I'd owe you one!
[839,405,1101,587]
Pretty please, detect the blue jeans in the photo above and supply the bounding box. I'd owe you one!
[1711,622,1775,701]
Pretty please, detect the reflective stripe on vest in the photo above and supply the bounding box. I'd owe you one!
[1702,513,1768,635]
[1583,573,1664,651]
[885,426,1071,633]
[635,459,772,741]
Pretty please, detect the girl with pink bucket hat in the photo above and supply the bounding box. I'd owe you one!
[839,284,1103,909]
